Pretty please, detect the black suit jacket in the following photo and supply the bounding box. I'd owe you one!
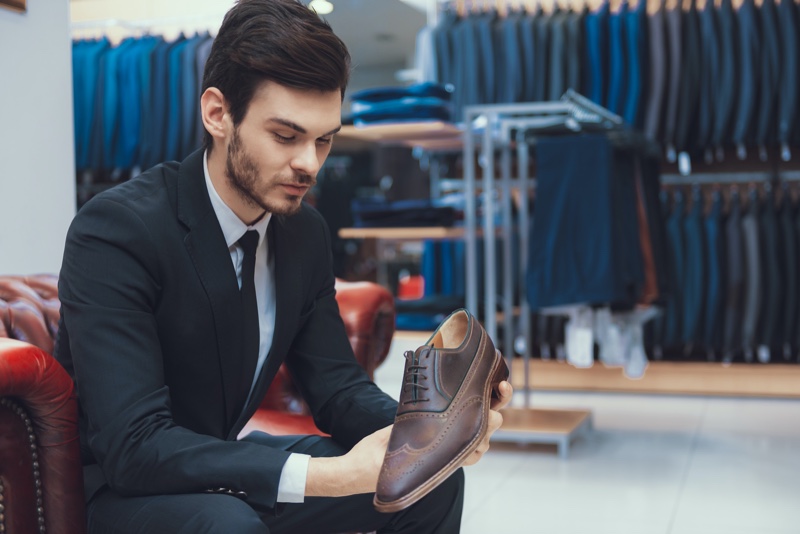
[54,149,397,513]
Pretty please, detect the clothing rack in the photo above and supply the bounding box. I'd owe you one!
[661,170,800,186]
[461,98,639,457]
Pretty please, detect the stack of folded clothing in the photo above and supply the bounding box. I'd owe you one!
[350,198,459,228]
[346,82,454,126]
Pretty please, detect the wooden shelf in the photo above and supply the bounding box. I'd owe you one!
[511,359,800,398]
[494,407,593,458]
[338,121,463,150]
[339,226,466,240]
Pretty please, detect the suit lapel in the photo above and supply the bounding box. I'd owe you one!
[177,150,246,431]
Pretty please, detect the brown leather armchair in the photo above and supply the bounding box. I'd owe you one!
[0,274,395,534]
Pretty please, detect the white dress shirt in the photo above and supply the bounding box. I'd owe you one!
[203,151,310,503]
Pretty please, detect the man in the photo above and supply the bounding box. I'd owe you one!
[55,1,511,532]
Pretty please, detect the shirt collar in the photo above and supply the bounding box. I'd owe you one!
[203,150,272,248]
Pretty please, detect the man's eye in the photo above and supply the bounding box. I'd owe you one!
[317,137,333,146]
[274,133,295,143]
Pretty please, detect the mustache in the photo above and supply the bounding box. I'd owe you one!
[287,173,315,186]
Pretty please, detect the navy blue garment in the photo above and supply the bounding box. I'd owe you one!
[350,82,454,103]
[780,192,797,359]
[606,2,628,115]
[433,10,458,87]
[664,191,686,346]
[663,5,682,157]
[696,0,721,153]
[534,10,552,102]
[741,191,762,361]
[712,0,738,153]
[759,189,783,358]
[348,97,452,125]
[731,0,760,155]
[73,39,111,170]
[623,0,647,128]
[566,8,587,94]
[193,36,215,150]
[88,46,109,172]
[675,0,701,154]
[101,38,136,171]
[477,10,498,105]
[166,35,191,163]
[643,4,666,140]
[614,151,646,302]
[527,135,642,310]
[703,191,726,355]
[141,39,172,169]
[778,0,799,151]
[722,190,745,359]
[548,10,569,101]
[755,0,780,153]
[682,188,706,346]
[520,10,538,102]
[498,10,524,103]
[453,15,481,120]
[584,1,609,106]
[180,34,210,160]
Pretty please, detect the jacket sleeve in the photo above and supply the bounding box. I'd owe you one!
[283,210,398,449]
[58,197,290,512]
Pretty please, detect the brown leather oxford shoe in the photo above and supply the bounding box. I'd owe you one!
[374,308,509,513]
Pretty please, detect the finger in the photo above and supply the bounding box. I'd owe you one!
[487,410,504,432]
[491,381,513,410]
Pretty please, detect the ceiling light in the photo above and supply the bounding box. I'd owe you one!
[309,0,334,15]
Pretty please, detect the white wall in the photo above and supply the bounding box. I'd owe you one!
[0,1,76,275]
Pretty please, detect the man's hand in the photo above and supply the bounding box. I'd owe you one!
[463,380,513,467]
[305,380,513,497]
[305,425,392,497]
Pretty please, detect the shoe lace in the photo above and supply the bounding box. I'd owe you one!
[402,347,431,405]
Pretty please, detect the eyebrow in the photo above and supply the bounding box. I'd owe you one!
[267,117,342,137]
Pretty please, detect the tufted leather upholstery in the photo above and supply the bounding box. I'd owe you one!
[0,274,395,533]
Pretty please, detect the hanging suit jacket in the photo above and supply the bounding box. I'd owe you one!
[731,0,760,156]
[606,2,628,115]
[723,191,745,359]
[585,1,610,106]
[741,192,762,360]
[712,0,738,155]
[777,0,799,151]
[643,3,666,140]
[663,5,682,157]
[755,0,780,153]
[780,193,797,357]
[54,149,397,512]
[675,0,701,154]
[697,0,721,154]
[703,192,726,353]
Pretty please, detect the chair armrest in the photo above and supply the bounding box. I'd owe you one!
[259,279,396,414]
[0,338,86,534]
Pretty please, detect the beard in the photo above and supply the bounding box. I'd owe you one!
[225,128,314,217]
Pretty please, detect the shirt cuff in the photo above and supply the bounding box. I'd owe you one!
[277,452,311,503]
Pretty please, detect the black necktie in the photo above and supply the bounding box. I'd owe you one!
[237,230,260,412]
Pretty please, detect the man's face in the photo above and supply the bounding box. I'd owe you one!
[224,81,342,218]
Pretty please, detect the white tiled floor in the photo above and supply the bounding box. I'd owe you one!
[375,333,800,534]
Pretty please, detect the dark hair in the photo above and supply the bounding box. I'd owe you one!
[201,0,351,151]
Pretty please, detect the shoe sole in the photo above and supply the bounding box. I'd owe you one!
[374,349,510,513]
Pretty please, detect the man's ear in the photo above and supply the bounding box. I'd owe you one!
[200,87,231,144]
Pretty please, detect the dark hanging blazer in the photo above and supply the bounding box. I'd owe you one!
[54,149,397,513]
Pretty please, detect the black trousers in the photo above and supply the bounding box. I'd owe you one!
[86,432,465,534]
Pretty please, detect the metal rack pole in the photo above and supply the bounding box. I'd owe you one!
[463,113,478,317]
[516,130,533,408]
[500,142,515,363]
[482,113,498,340]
